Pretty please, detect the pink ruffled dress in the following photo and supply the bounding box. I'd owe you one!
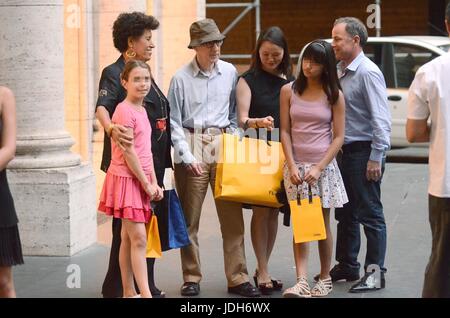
[98,101,154,223]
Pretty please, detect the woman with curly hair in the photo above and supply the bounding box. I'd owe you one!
[95,11,172,298]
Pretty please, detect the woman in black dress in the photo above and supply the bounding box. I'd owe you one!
[95,12,172,298]
[236,26,293,295]
[0,86,23,298]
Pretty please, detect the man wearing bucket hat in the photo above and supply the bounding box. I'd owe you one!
[168,18,260,297]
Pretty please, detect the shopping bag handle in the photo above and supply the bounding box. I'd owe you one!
[297,183,313,205]
[237,135,273,147]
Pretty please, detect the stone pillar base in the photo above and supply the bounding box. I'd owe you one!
[8,163,97,256]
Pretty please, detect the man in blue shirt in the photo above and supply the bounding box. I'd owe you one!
[329,17,391,293]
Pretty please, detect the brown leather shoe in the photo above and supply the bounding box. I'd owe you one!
[180,282,200,296]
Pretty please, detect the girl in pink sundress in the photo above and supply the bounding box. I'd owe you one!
[98,60,164,298]
[280,40,348,298]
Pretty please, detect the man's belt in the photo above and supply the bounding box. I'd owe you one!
[184,126,228,135]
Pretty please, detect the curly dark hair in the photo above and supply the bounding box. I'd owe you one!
[113,12,160,53]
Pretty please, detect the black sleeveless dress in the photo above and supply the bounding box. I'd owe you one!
[240,68,293,140]
[0,122,24,266]
[240,69,293,223]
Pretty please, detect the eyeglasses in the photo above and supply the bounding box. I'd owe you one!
[200,40,224,49]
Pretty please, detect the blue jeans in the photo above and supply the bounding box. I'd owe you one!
[335,146,387,274]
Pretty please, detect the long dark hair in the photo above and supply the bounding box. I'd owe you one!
[249,26,292,77]
[294,40,341,105]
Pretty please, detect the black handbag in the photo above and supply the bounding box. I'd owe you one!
[275,180,291,227]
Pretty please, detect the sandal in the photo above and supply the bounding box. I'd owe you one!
[282,277,311,298]
[254,269,283,291]
[270,277,283,291]
[253,270,274,295]
[311,277,333,297]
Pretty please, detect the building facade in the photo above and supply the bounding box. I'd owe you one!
[207,0,449,67]
[0,0,204,256]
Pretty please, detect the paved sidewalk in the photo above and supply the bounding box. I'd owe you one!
[14,163,431,298]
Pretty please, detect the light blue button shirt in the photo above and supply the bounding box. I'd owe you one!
[168,58,238,164]
[338,51,392,162]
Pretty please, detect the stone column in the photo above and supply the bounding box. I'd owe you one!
[0,0,97,256]
[65,0,96,163]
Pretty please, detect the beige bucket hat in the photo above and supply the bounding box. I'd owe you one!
[188,18,226,49]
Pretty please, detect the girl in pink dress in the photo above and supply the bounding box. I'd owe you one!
[98,60,164,298]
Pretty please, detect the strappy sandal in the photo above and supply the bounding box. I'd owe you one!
[253,270,274,295]
[311,277,333,297]
[254,269,283,291]
[282,276,311,298]
[270,277,283,291]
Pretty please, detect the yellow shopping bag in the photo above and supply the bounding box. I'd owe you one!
[146,214,162,258]
[290,184,327,243]
[214,133,285,208]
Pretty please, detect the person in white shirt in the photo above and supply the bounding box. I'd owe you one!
[168,18,260,298]
[406,4,450,298]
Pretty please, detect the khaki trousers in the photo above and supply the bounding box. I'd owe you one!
[174,132,249,287]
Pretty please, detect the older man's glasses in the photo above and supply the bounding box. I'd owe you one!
[201,40,224,49]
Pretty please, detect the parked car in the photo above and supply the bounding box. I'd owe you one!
[297,36,450,147]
